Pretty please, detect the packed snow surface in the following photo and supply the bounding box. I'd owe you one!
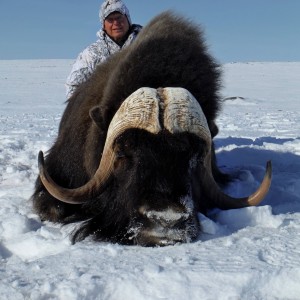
[1,60,300,299]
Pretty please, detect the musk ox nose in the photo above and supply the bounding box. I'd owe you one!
[142,208,190,228]
[134,206,199,246]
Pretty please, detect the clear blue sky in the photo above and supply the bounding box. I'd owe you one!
[1,0,299,62]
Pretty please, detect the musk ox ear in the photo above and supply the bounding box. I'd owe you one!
[89,106,106,130]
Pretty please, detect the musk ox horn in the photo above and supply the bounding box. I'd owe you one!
[39,88,162,204]
[161,87,272,209]
[206,159,272,209]
[160,87,211,143]
[196,148,272,210]
[39,86,271,207]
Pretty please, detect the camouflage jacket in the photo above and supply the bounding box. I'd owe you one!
[65,24,142,99]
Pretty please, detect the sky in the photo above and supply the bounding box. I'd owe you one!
[1,0,299,63]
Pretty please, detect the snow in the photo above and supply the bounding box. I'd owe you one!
[1,59,300,299]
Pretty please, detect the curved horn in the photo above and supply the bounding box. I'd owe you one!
[246,160,272,205]
[39,88,162,204]
[200,158,272,209]
[160,87,211,143]
[161,87,272,208]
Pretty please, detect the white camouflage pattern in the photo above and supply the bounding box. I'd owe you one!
[100,0,132,26]
[65,25,141,99]
[65,0,141,99]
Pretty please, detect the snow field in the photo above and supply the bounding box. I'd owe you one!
[0,60,300,299]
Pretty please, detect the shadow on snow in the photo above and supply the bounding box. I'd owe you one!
[215,136,300,215]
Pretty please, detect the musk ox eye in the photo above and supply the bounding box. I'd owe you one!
[113,148,130,171]
[116,149,126,159]
[113,138,129,159]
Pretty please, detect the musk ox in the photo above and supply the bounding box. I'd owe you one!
[31,12,272,246]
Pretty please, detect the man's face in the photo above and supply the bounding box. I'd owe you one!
[104,12,130,43]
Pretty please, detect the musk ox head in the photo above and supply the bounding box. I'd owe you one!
[38,87,272,246]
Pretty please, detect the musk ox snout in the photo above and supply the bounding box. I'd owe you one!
[129,204,200,246]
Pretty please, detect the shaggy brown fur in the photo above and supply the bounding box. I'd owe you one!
[31,12,225,244]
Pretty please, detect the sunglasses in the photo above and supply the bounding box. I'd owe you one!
[105,14,126,24]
